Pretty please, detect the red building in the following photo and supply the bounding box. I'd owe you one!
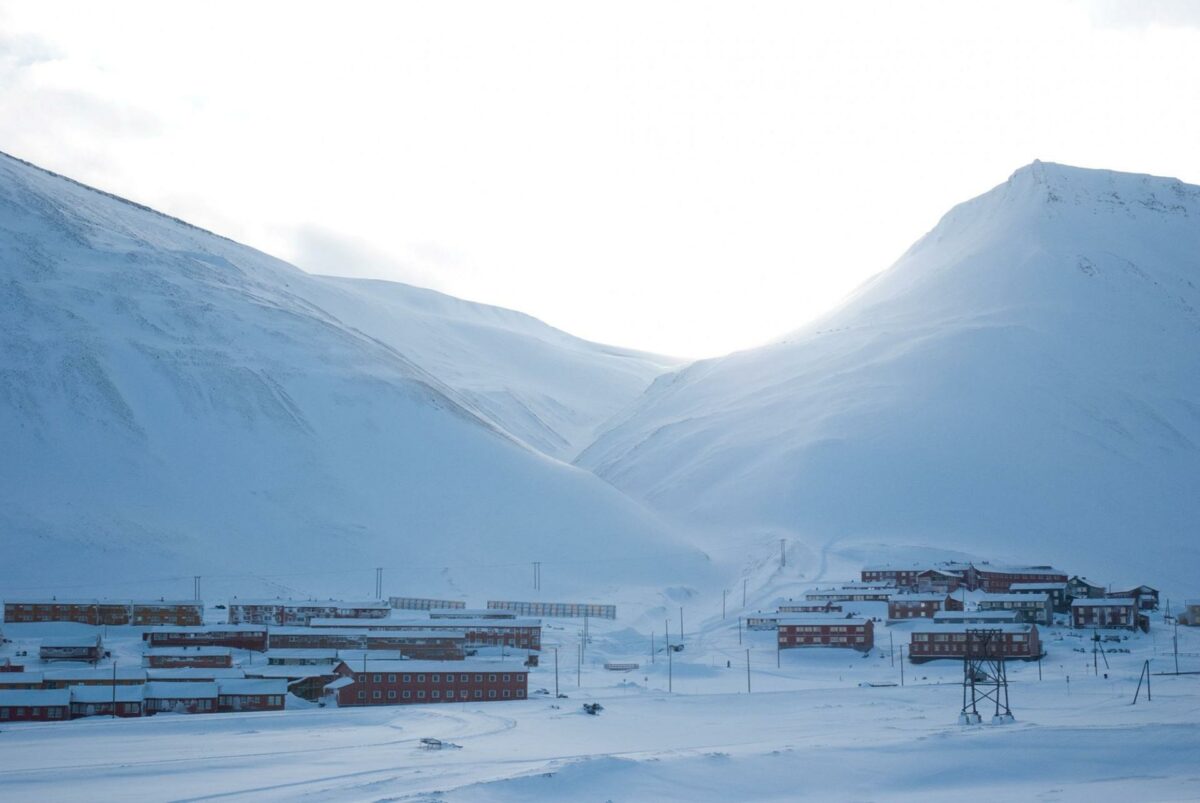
[1071,598,1141,630]
[69,685,145,718]
[3,599,202,626]
[309,618,542,651]
[266,627,467,659]
[778,602,843,614]
[0,689,70,722]
[887,594,963,621]
[227,600,390,626]
[0,659,25,672]
[777,618,874,651]
[969,565,1068,593]
[328,660,528,706]
[144,625,268,652]
[144,647,234,668]
[908,624,1041,662]
[40,635,103,663]
[216,679,287,712]
[143,682,219,714]
[0,672,43,690]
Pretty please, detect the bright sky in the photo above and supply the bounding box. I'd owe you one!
[2,1,1200,357]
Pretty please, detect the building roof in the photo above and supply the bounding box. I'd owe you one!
[229,599,388,609]
[45,667,146,682]
[776,617,869,626]
[974,564,1065,575]
[911,623,1035,635]
[274,625,469,638]
[41,635,102,647]
[1071,598,1136,607]
[145,624,266,633]
[69,685,145,703]
[3,598,200,607]
[216,679,288,695]
[243,666,339,679]
[336,660,529,674]
[334,650,405,661]
[977,593,1050,604]
[0,689,70,707]
[934,610,1019,622]
[143,682,219,698]
[428,608,515,617]
[145,647,232,657]
[0,672,44,684]
[889,594,952,603]
[146,668,245,681]
[323,675,355,691]
[265,649,338,660]
[308,618,538,630]
[1009,583,1068,591]
[1185,599,1200,607]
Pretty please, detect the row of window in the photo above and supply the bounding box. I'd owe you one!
[780,636,867,643]
[781,626,864,634]
[217,695,284,706]
[911,634,1028,643]
[355,672,524,683]
[355,688,524,700]
[0,707,66,718]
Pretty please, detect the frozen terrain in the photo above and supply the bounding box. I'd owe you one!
[1,608,1197,802]
[581,162,1200,591]
[0,151,709,600]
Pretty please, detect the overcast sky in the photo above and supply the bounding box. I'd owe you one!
[3,1,1200,357]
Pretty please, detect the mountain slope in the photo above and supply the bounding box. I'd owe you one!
[300,277,679,460]
[579,161,1200,590]
[0,151,710,599]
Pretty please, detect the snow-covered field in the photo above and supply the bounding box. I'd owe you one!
[3,610,1198,801]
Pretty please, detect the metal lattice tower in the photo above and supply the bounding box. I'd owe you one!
[959,628,1014,725]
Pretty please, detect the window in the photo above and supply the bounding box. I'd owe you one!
[357,674,366,682]
[388,674,396,683]
[461,674,469,682]
[475,674,483,682]
[446,690,454,699]
[502,674,510,681]
[503,690,511,698]
[417,675,425,682]
[516,690,524,698]
[402,690,411,699]
[489,690,496,698]
[373,674,382,683]
[403,674,411,683]
[387,691,396,699]
[489,674,497,682]
[432,691,440,699]
[373,691,382,699]
[474,690,482,699]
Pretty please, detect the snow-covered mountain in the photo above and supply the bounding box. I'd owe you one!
[579,161,1200,591]
[300,277,678,461]
[0,151,709,599]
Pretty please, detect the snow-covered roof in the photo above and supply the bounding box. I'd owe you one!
[264,649,338,660]
[911,623,1035,634]
[0,689,70,707]
[334,650,404,661]
[934,610,1018,622]
[1008,582,1068,591]
[45,667,146,682]
[337,660,528,674]
[230,599,388,608]
[69,685,145,703]
[0,672,44,684]
[144,624,266,633]
[146,668,245,680]
[1071,598,1136,607]
[977,593,1049,603]
[40,635,102,647]
[323,676,354,691]
[776,617,868,626]
[3,598,200,606]
[889,594,952,603]
[272,625,469,638]
[216,679,288,695]
[143,682,218,698]
[145,647,232,656]
[242,666,338,679]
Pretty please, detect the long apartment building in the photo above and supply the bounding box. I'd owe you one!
[3,599,202,626]
[227,600,390,626]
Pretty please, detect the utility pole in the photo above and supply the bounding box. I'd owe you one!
[743,578,748,607]
[723,589,728,620]
[577,642,581,687]
[899,646,905,686]
[374,568,382,599]
[1174,618,1180,674]
[533,562,541,591]
[746,648,751,693]
[679,607,684,647]
[111,660,117,718]
[889,632,895,668]
[554,647,559,697]
[668,638,673,692]
[780,538,786,567]
[651,631,655,664]
[776,636,780,668]
[193,576,201,602]
[738,617,742,645]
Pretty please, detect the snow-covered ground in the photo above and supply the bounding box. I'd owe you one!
[2,606,1198,801]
